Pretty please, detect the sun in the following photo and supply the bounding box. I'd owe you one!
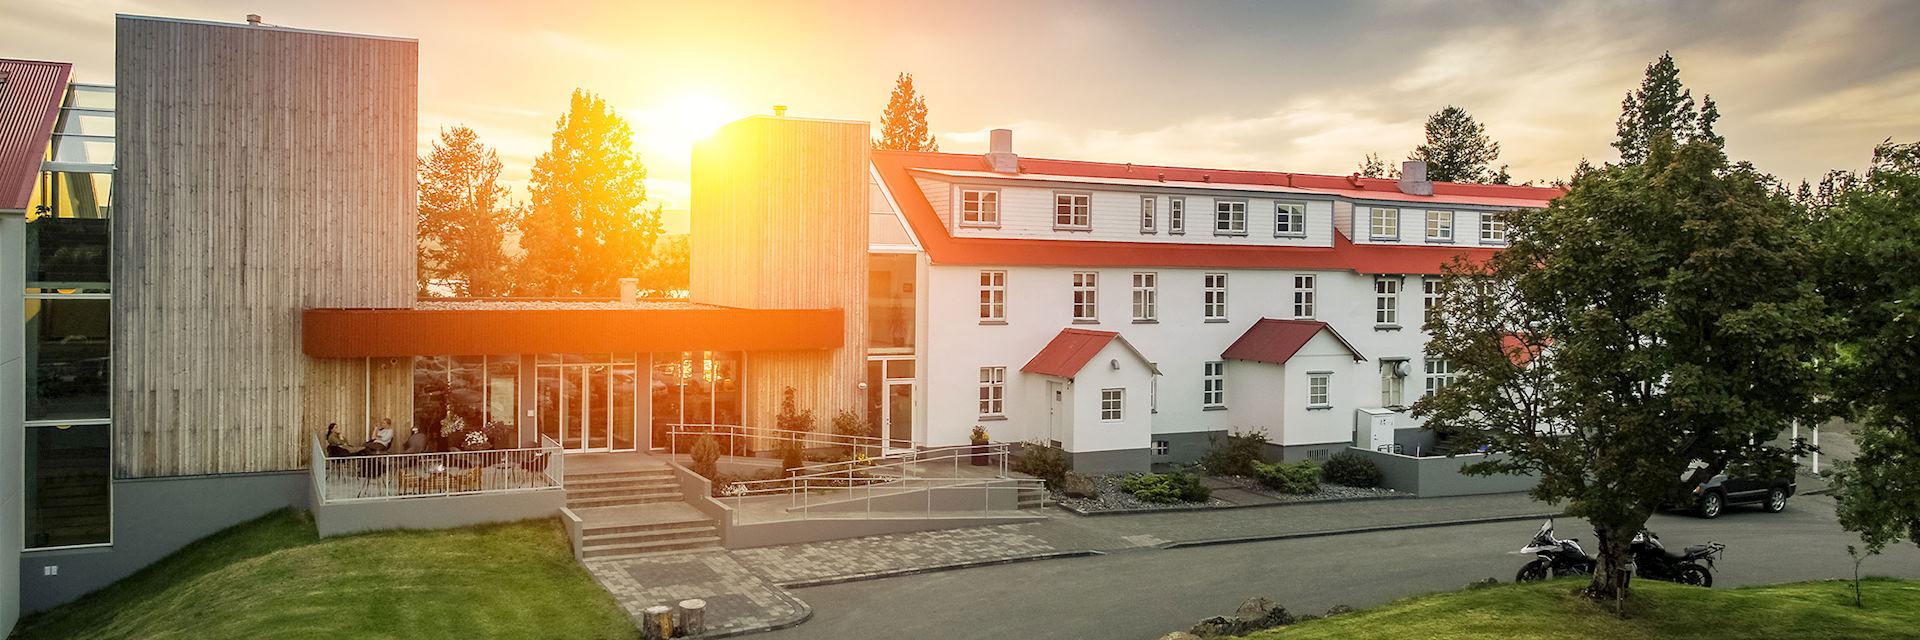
[645,92,739,148]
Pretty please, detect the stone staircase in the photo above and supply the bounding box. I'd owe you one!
[566,465,720,560]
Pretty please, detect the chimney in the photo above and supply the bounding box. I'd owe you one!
[772,105,787,117]
[618,278,639,305]
[246,14,263,26]
[1398,160,1433,196]
[985,128,1018,173]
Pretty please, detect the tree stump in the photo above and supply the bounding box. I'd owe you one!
[678,598,707,636]
[642,605,674,640]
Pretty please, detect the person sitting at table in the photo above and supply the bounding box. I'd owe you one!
[399,426,429,455]
[324,423,363,457]
[363,418,396,453]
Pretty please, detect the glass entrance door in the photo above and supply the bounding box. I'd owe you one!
[537,355,639,453]
[867,356,916,453]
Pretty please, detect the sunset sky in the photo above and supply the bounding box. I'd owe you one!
[8,0,1919,228]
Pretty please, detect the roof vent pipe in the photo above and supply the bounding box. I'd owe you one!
[772,105,787,117]
[985,129,1018,173]
[246,14,262,25]
[618,278,639,305]
[1398,160,1433,196]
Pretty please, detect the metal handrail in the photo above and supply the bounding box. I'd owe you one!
[664,423,918,458]
[315,435,565,504]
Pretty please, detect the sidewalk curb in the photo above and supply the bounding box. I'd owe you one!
[1057,492,1415,517]
[1161,512,1566,550]
[700,592,812,640]
[776,550,1106,589]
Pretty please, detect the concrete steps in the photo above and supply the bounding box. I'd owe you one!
[574,502,720,560]
[564,469,682,510]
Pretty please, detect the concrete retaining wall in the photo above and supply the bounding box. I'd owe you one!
[312,488,564,538]
[1353,448,1537,497]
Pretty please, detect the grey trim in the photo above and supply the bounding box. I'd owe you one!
[115,13,418,42]
[1067,448,1151,475]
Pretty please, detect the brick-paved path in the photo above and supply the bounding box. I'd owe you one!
[586,551,809,637]
[732,523,1058,585]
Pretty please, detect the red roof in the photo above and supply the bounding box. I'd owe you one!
[872,150,1556,274]
[0,59,72,212]
[1020,328,1159,378]
[1221,318,1366,365]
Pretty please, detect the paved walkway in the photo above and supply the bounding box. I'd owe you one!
[586,551,810,637]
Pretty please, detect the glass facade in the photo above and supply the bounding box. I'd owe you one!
[410,356,509,450]
[25,298,110,421]
[25,424,111,549]
[867,253,916,349]
[650,351,743,452]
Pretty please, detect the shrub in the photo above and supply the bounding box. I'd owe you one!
[1199,430,1268,477]
[1254,460,1320,495]
[690,434,720,479]
[1122,472,1211,503]
[1012,440,1069,486]
[970,425,990,445]
[775,386,816,434]
[1321,451,1382,488]
[1061,472,1098,499]
[780,442,806,477]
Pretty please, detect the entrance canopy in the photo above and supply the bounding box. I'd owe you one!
[302,301,842,358]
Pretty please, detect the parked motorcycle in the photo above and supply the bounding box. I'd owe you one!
[1629,529,1724,587]
[1514,519,1597,582]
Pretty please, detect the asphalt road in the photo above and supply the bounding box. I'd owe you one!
[767,493,1920,640]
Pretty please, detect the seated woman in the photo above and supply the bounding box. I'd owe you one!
[323,423,362,457]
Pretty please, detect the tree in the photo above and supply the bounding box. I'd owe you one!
[1407,106,1503,183]
[417,126,517,296]
[518,89,662,296]
[635,235,690,297]
[1356,152,1390,178]
[1818,140,1920,584]
[875,72,938,152]
[1614,53,1724,164]
[1416,137,1832,602]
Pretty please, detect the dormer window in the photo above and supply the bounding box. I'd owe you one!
[1054,192,1091,230]
[1425,210,1454,242]
[1481,213,1509,244]
[1275,201,1306,237]
[960,189,1000,227]
[1369,207,1400,240]
[1139,197,1156,233]
[1214,199,1247,236]
[1168,198,1186,235]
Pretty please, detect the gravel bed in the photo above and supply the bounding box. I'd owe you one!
[1051,474,1233,512]
[1213,475,1403,502]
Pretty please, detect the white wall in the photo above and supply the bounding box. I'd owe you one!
[1,212,24,634]
[1063,340,1154,453]
[918,177,1337,248]
[1224,330,1364,447]
[1346,202,1508,248]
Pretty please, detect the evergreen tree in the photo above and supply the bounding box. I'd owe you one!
[1407,105,1503,183]
[875,72,939,152]
[417,125,517,297]
[1356,152,1390,178]
[518,89,662,296]
[1614,53,1723,163]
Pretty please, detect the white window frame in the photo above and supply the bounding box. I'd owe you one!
[1139,196,1156,233]
[1375,277,1400,326]
[1072,271,1099,322]
[979,270,1006,323]
[1203,273,1228,321]
[1214,199,1248,236]
[1274,201,1307,237]
[1168,197,1185,235]
[1054,192,1091,230]
[1292,274,1316,319]
[1381,359,1408,408]
[1131,272,1158,322]
[1202,361,1226,408]
[1100,388,1125,421]
[1369,207,1400,240]
[1151,440,1170,456]
[1425,210,1454,242]
[1307,372,1331,408]
[1422,277,1442,326]
[979,366,1006,417]
[1424,357,1453,397]
[960,188,1000,227]
[1480,213,1508,244]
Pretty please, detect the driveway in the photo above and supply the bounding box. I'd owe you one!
[765,493,1920,640]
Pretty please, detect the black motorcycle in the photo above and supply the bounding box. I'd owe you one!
[1514,519,1597,582]
[1629,528,1723,587]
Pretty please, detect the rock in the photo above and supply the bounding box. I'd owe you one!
[1188,616,1236,638]
[1158,633,1203,640]
[1325,604,1354,617]
[1296,614,1322,623]
[1233,596,1278,621]
[1466,577,1501,590]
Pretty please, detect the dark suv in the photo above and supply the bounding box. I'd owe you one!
[1675,468,1796,519]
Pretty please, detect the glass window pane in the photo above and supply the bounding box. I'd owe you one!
[26,424,112,548]
[27,172,113,222]
[650,353,684,451]
[56,111,115,136]
[686,353,714,426]
[612,366,637,450]
[537,365,561,445]
[65,85,115,110]
[562,367,583,449]
[866,253,916,348]
[26,297,110,421]
[487,358,519,445]
[49,135,115,165]
[448,356,486,448]
[411,356,450,449]
[27,217,111,290]
[712,352,742,426]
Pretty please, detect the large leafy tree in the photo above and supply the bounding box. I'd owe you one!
[417,125,517,297]
[874,72,938,152]
[1818,140,1920,566]
[518,89,662,296]
[1408,105,1506,183]
[1417,137,1832,601]
[635,235,690,297]
[1355,152,1391,179]
[1614,53,1724,164]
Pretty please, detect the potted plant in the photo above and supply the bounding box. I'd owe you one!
[970,426,991,466]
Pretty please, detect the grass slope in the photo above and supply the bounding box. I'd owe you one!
[14,510,634,640]
[1243,578,1920,640]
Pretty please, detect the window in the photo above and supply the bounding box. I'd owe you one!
[1481,212,1508,244]
[961,189,1000,227]
[1054,192,1091,229]
[979,270,1006,322]
[27,297,111,420]
[1369,207,1400,239]
[1140,197,1156,233]
[1425,210,1454,242]
[1168,197,1185,234]
[1375,277,1400,326]
[1424,357,1453,397]
[1072,272,1099,322]
[1202,361,1226,408]
[1152,440,1170,456]
[1214,200,1248,235]
[979,367,1006,417]
[1101,388,1125,421]
[1292,274,1316,319]
[1307,372,1331,408]
[26,422,111,548]
[1275,201,1307,237]
[1422,278,1442,326]
[1202,273,1228,321]
[1381,359,1408,408]
[1131,272,1158,322]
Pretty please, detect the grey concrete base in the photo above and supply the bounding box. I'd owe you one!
[1353,448,1537,497]
[798,482,1025,514]
[724,514,1044,550]
[1066,448,1151,475]
[19,470,310,613]
[1265,441,1349,463]
[313,489,565,537]
[1150,430,1225,467]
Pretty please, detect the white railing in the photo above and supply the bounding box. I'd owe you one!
[664,423,914,458]
[711,443,1047,522]
[312,434,565,504]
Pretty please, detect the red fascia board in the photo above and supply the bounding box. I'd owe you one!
[302,307,843,358]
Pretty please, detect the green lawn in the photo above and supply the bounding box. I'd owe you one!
[14,510,635,640]
[1242,578,1920,640]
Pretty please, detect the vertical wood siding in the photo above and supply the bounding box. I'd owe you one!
[113,18,417,477]
[691,117,869,428]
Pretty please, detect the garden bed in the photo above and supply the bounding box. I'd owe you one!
[1052,474,1233,513]
[1052,474,1404,514]
[1213,475,1404,503]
